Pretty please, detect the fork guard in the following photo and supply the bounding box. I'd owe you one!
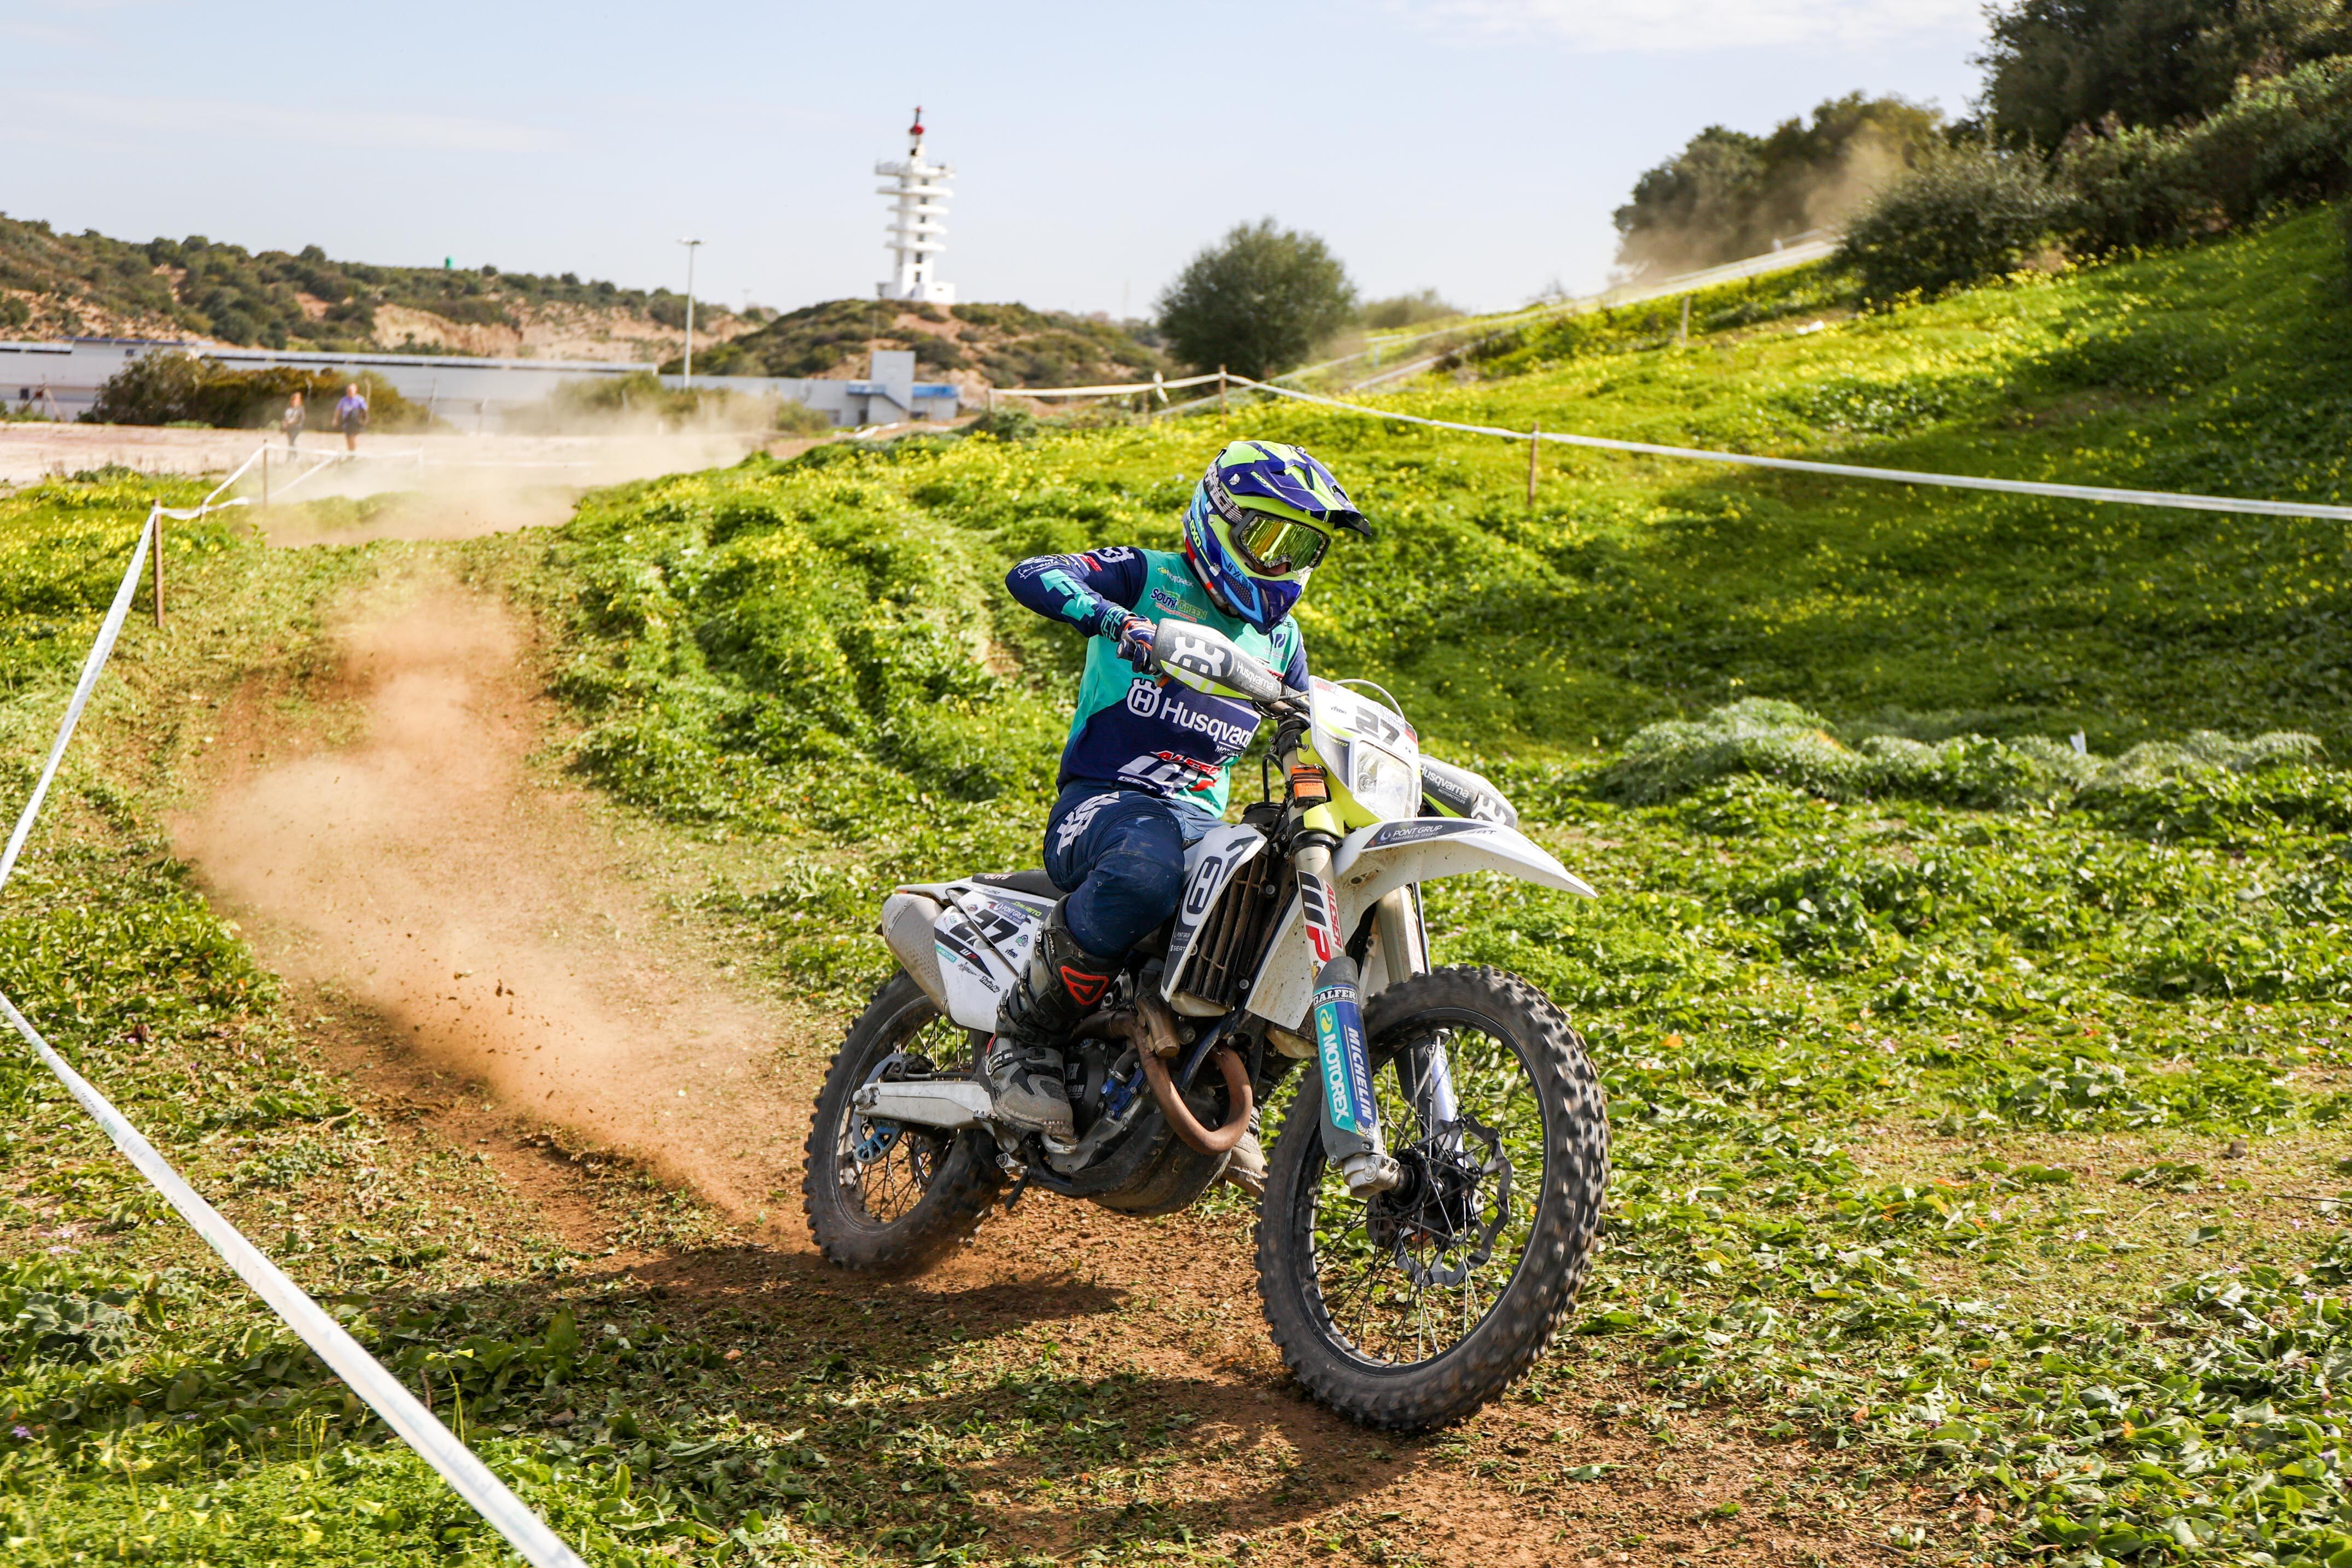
[1245,819,1596,1034]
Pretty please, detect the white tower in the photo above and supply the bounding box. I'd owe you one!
[875,107,954,304]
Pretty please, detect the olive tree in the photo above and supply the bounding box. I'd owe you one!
[1156,219,1356,380]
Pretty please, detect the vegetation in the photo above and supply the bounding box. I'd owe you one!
[0,212,738,351]
[2052,55,2352,253]
[1839,146,2065,302]
[1360,289,1463,330]
[1615,95,1948,275]
[1978,0,2352,151]
[1621,1,2352,304]
[678,298,1166,387]
[1155,219,1357,379]
[81,352,439,432]
[2,211,2351,1565]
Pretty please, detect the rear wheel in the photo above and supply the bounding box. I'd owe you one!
[1255,965,1608,1430]
[802,970,1003,1276]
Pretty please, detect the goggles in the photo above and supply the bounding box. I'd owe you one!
[1203,470,1330,576]
[1230,511,1330,577]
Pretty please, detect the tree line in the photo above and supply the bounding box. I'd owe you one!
[1617,0,2352,300]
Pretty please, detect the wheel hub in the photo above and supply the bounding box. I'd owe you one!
[1363,1115,1512,1289]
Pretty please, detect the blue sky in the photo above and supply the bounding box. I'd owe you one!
[3,0,1987,318]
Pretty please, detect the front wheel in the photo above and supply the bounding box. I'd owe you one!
[1255,965,1608,1431]
[802,970,1004,1277]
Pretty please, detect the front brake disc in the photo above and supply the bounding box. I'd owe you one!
[1393,1114,1511,1289]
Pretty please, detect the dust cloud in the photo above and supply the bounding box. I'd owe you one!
[248,427,778,546]
[174,586,804,1222]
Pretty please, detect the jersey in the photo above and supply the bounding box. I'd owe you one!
[1006,546,1308,818]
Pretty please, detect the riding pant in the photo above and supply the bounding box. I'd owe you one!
[1042,782,1219,957]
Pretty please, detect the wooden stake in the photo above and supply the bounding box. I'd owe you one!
[1679,294,1691,347]
[1218,366,1228,419]
[260,446,270,508]
[150,514,164,629]
[1527,422,1540,508]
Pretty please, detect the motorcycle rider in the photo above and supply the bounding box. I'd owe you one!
[991,440,1370,1138]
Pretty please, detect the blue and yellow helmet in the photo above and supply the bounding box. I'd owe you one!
[1179,440,1370,632]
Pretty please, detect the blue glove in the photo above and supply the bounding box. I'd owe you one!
[1110,613,1157,672]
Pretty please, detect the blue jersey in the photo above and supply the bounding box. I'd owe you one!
[1006,546,1308,817]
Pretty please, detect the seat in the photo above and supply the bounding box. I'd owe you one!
[973,868,1064,900]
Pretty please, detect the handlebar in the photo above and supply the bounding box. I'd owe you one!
[1148,617,1307,711]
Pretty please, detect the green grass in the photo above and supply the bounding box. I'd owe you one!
[0,209,2349,1565]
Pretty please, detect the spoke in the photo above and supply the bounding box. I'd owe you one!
[1308,1015,1545,1371]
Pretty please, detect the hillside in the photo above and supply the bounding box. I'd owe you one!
[3,213,2351,1566]
[679,296,1167,386]
[0,212,754,360]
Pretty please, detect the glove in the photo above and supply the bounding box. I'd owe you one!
[1110,613,1157,672]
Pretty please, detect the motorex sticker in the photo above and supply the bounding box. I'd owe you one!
[1313,981,1374,1136]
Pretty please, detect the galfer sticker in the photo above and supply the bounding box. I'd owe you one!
[1312,982,1359,1135]
[1299,876,1342,964]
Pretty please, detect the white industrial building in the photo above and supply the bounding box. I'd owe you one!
[0,340,959,429]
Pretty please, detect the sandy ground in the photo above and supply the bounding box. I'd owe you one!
[0,422,777,488]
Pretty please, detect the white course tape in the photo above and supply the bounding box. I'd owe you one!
[995,371,1220,398]
[1230,376,2352,523]
[0,992,588,1568]
[0,511,589,1567]
[0,510,155,893]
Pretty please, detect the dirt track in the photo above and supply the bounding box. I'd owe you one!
[163,511,1889,1565]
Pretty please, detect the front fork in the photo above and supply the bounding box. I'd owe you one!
[1295,838,1429,1198]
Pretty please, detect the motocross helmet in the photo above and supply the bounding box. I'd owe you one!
[1179,440,1370,632]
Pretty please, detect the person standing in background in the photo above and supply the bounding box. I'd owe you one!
[281,390,305,451]
[335,383,368,451]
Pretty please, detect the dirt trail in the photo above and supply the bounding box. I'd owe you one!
[166,531,1882,1565]
[174,580,803,1221]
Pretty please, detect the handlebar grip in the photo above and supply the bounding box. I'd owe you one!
[1151,618,1285,703]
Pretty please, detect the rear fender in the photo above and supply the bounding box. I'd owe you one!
[1245,820,1594,1033]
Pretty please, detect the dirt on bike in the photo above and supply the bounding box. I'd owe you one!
[803,619,1609,1431]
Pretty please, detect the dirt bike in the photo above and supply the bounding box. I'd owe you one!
[802,619,1609,1430]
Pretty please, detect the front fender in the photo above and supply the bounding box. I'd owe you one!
[1332,818,1596,907]
[1246,819,1596,1033]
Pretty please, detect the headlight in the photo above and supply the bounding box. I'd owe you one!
[1349,743,1418,822]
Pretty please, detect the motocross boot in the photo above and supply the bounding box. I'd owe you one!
[986,904,1117,1139]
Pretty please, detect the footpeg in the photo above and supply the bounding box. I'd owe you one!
[1340,1151,1403,1197]
[1224,1129,1268,1195]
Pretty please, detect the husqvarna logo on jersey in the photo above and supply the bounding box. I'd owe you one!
[1125,680,1161,718]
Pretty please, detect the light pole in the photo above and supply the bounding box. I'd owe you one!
[677,237,703,381]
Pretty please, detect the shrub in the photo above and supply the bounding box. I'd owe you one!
[1838,144,2064,302]
[2055,57,2352,254]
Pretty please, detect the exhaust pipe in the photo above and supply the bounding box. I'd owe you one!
[880,891,950,1010]
[1089,998,1254,1157]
